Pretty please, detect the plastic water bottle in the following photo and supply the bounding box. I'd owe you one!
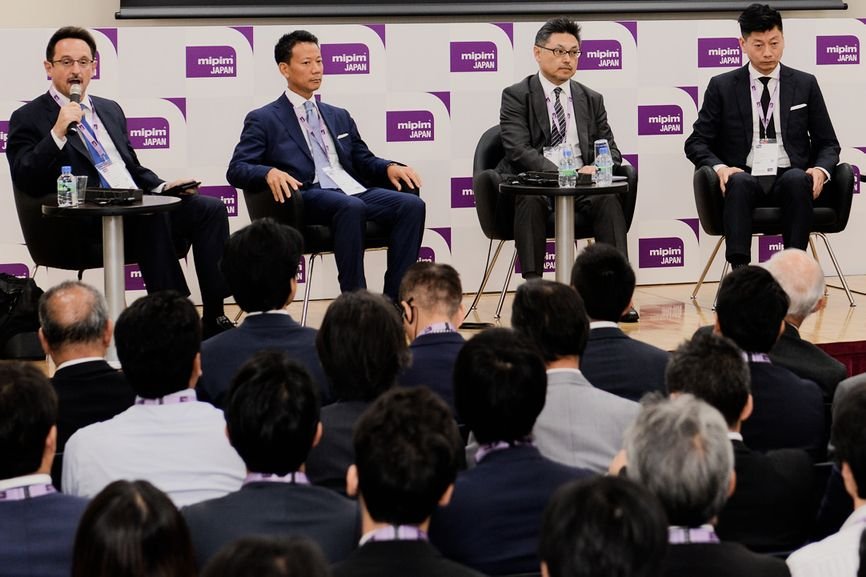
[57,166,76,207]
[594,139,614,187]
[558,146,577,188]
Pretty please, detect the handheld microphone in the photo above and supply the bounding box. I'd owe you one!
[67,83,82,135]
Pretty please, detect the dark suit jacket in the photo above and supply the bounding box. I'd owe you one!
[199,313,331,407]
[226,94,392,191]
[430,445,591,575]
[716,440,814,552]
[497,74,621,175]
[305,401,369,493]
[182,481,360,568]
[580,327,669,402]
[398,332,465,417]
[332,540,486,577]
[0,492,89,577]
[770,322,847,400]
[662,542,790,577]
[684,64,839,173]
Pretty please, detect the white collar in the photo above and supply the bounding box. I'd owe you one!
[748,62,780,81]
[284,89,316,111]
[243,309,290,318]
[0,473,52,492]
[55,356,107,371]
[590,320,619,330]
[841,504,866,530]
[537,72,572,101]
[727,431,744,442]
[546,368,584,376]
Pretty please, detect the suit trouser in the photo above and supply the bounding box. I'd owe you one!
[301,186,426,300]
[514,193,629,277]
[723,168,813,264]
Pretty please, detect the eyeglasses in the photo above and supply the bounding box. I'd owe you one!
[51,57,95,69]
[535,45,581,59]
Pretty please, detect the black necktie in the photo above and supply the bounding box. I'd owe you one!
[550,87,566,146]
[759,76,776,140]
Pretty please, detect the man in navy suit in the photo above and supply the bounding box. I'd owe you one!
[6,26,233,337]
[684,3,840,268]
[226,30,426,301]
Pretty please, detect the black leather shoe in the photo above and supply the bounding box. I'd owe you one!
[620,307,639,323]
[202,315,236,339]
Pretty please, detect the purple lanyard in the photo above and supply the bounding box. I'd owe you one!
[668,526,720,544]
[135,390,197,405]
[0,484,56,501]
[361,525,428,545]
[419,322,457,336]
[243,472,309,486]
[749,77,778,138]
[475,437,533,463]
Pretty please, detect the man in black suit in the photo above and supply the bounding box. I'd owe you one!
[667,331,814,553]
[623,395,790,577]
[199,218,330,407]
[37,280,134,487]
[333,387,483,577]
[182,351,359,569]
[6,26,232,337]
[684,3,840,268]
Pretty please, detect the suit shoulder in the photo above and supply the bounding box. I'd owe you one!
[503,74,535,95]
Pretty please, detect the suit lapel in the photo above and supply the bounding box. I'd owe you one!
[778,64,794,139]
[570,80,592,160]
[734,65,754,148]
[317,103,351,169]
[274,95,313,162]
[528,75,552,145]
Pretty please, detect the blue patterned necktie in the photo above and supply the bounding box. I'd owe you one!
[303,101,338,189]
[550,87,566,146]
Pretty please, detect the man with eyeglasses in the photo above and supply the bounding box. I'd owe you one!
[496,17,635,321]
[6,26,234,338]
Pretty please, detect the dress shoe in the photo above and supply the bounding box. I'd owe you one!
[620,307,639,323]
[202,315,236,339]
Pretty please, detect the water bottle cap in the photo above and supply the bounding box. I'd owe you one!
[61,166,72,174]
[563,147,573,157]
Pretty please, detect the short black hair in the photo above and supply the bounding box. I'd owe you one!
[511,280,589,362]
[666,331,750,427]
[354,387,462,525]
[738,3,783,37]
[399,262,463,318]
[540,476,668,577]
[39,281,109,349]
[46,26,97,61]
[317,291,409,401]
[0,362,57,479]
[454,328,547,444]
[221,218,304,313]
[225,351,320,474]
[71,480,195,577]
[832,383,866,500]
[535,17,582,46]
[201,536,330,577]
[114,291,201,399]
[715,266,789,353]
[274,30,319,64]
[571,244,636,322]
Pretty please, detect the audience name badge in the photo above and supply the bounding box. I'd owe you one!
[752,139,779,177]
[323,166,366,195]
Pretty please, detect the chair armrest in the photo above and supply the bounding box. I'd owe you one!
[473,169,511,240]
[613,164,638,232]
[240,186,304,230]
[693,166,725,237]
[823,163,854,232]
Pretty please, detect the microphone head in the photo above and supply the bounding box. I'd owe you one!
[69,82,82,103]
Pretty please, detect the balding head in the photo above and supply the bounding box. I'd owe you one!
[38,281,110,361]
[763,249,825,325]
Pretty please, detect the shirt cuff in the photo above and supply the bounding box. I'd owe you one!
[713,164,727,173]
[51,129,66,149]
[817,167,831,183]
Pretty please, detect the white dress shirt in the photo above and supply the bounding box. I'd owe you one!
[786,504,866,577]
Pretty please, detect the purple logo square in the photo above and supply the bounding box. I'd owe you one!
[0,120,8,154]
[450,41,497,72]
[758,235,784,263]
[125,264,147,291]
[697,38,742,68]
[816,35,860,65]
[185,46,237,78]
[578,40,623,70]
[199,185,238,217]
[322,43,370,75]
[297,257,306,285]
[386,111,434,142]
[127,117,170,149]
[638,105,684,136]
[450,177,475,208]
[0,263,30,278]
[638,237,685,268]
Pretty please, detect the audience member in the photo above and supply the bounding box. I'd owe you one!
[0,361,88,577]
[431,328,591,574]
[539,476,668,577]
[713,265,825,458]
[37,280,134,486]
[787,383,866,576]
[512,279,638,472]
[62,291,245,506]
[199,218,330,407]
[183,351,359,568]
[764,248,847,398]
[571,244,669,401]
[70,480,196,577]
[305,290,410,492]
[397,262,466,415]
[333,387,483,577]
[666,331,814,552]
[201,536,332,577]
[624,395,790,576]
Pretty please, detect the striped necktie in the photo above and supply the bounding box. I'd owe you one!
[550,87,567,146]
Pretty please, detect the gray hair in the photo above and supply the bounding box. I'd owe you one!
[763,249,824,324]
[624,394,734,527]
[38,281,109,349]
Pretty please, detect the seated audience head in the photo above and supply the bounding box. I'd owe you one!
[0,361,58,480]
[831,383,866,507]
[512,279,589,364]
[201,536,331,577]
[220,218,304,313]
[38,280,111,363]
[225,351,320,475]
[71,480,195,577]
[114,291,201,399]
[454,328,546,445]
[349,387,462,527]
[398,262,464,339]
[625,395,734,527]
[715,265,789,353]
[666,331,752,430]
[540,476,668,577]
[316,290,409,402]
[570,243,636,322]
[763,248,825,326]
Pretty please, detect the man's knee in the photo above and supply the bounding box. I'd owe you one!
[776,168,812,199]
